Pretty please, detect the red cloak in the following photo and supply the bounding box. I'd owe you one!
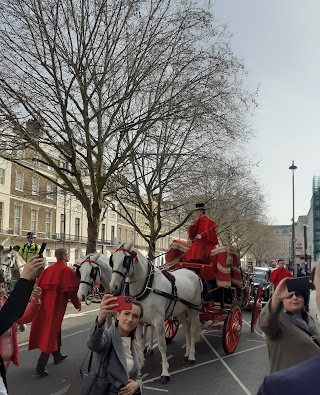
[184,215,218,263]
[28,261,80,354]
[269,267,293,289]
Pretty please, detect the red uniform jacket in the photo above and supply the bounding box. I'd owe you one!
[0,297,40,366]
[269,267,293,289]
[185,215,218,263]
[28,261,80,354]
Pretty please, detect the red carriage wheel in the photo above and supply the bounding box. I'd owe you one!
[251,283,263,332]
[222,303,242,355]
[165,318,179,343]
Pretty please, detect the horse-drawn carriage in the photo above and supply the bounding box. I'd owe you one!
[76,241,263,381]
[163,242,263,354]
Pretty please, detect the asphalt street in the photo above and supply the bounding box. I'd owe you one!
[7,304,270,395]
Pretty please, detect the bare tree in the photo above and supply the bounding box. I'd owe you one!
[0,0,256,252]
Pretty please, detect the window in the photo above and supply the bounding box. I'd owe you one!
[0,202,3,230]
[14,205,21,234]
[125,229,128,242]
[0,168,4,185]
[31,209,38,234]
[15,173,24,191]
[32,152,39,168]
[46,249,51,257]
[101,223,105,242]
[60,214,65,237]
[16,149,24,159]
[45,212,51,238]
[75,217,80,241]
[46,183,53,199]
[32,178,40,195]
[111,226,115,243]
[118,228,121,242]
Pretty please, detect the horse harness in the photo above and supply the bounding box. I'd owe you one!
[111,247,203,317]
[76,258,101,287]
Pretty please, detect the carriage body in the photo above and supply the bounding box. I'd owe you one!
[165,244,263,354]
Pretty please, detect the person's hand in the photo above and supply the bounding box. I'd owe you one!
[31,285,42,302]
[273,277,294,302]
[118,379,139,395]
[196,234,202,239]
[20,256,45,281]
[97,294,119,327]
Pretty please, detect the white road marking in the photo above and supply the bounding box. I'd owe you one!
[19,328,90,350]
[143,386,168,392]
[181,344,186,349]
[64,308,99,319]
[243,319,265,338]
[141,373,149,379]
[201,334,251,395]
[143,339,266,387]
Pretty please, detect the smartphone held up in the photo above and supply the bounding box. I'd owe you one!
[38,242,47,258]
[286,276,310,293]
[115,296,133,310]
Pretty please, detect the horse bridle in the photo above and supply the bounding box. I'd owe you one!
[110,247,138,281]
[76,258,101,287]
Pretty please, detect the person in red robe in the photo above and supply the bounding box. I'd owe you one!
[28,248,81,377]
[184,203,219,263]
[269,259,293,290]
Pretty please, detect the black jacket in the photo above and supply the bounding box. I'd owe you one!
[0,278,35,390]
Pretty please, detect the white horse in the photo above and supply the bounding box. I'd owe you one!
[76,252,112,302]
[109,241,203,383]
[0,247,23,292]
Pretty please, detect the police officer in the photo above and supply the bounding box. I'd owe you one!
[18,232,41,262]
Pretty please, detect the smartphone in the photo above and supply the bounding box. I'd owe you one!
[286,276,310,292]
[116,296,133,310]
[38,242,47,258]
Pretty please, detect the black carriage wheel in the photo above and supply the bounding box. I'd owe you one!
[251,283,263,332]
[165,318,179,343]
[222,303,242,355]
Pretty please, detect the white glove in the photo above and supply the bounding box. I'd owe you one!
[196,234,202,239]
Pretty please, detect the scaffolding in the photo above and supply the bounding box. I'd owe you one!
[313,176,320,261]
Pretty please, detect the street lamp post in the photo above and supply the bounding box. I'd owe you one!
[289,161,297,276]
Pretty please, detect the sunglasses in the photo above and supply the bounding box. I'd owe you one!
[288,291,305,298]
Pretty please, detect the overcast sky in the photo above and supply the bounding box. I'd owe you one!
[212,0,320,224]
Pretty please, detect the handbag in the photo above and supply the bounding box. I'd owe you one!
[80,345,113,395]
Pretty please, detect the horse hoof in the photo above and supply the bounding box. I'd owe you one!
[183,356,188,364]
[188,359,196,365]
[160,376,170,384]
[146,349,154,356]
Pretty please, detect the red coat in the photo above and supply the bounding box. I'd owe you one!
[269,267,293,289]
[0,297,40,367]
[28,261,80,354]
[185,215,218,262]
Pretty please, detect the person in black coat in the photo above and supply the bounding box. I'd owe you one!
[0,256,44,393]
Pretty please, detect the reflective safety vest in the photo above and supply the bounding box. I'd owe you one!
[18,243,41,262]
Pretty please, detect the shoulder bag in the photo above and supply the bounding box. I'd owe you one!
[80,345,113,395]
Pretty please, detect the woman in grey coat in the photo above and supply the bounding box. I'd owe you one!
[259,277,320,373]
[87,295,143,395]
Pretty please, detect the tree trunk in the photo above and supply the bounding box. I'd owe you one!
[86,201,101,254]
[148,240,156,261]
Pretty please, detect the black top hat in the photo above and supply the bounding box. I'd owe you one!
[195,203,206,211]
